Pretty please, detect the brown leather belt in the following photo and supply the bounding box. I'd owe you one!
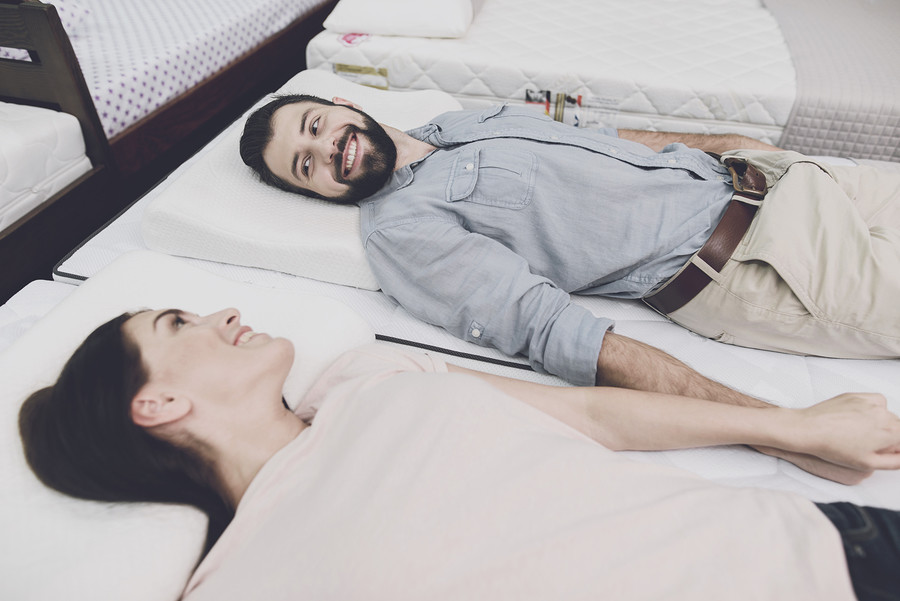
[642,158,768,315]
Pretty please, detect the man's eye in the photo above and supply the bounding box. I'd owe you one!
[173,315,186,329]
[302,157,311,176]
[311,117,319,136]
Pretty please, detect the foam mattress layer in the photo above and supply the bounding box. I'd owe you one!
[307,0,796,144]
[0,102,92,234]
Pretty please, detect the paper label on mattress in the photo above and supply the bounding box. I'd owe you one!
[333,63,389,90]
[524,89,552,116]
[525,89,621,129]
[562,94,622,129]
[337,32,372,47]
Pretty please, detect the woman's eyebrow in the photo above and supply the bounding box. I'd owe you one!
[153,309,181,331]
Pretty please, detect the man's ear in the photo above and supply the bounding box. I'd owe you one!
[130,386,192,428]
[332,96,363,111]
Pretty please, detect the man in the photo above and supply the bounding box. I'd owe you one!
[240,95,900,483]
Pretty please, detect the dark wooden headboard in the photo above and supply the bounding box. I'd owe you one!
[0,0,335,302]
[0,0,110,167]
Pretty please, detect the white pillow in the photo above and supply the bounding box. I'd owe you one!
[141,69,463,291]
[324,0,476,38]
[0,251,374,601]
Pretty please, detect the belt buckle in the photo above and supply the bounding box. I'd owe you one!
[723,157,767,200]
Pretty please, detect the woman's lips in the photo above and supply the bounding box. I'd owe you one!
[234,327,254,346]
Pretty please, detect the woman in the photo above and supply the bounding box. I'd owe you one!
[19,308,900,600]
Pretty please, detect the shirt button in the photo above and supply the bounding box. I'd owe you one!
[667,159,677,164]
[465,163,474,171]
[551,135,559,140]
[471,328,482,338]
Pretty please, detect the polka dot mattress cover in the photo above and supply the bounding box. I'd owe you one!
[40,0,329,139]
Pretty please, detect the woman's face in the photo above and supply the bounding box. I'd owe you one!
[123,308,294,407]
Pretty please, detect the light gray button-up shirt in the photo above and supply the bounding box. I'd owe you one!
[360,105,733,385]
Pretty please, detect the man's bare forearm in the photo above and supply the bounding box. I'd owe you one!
[448,358,900,481]
[617,129,782,153]
[593,333,893,484]
[595,332,770,408]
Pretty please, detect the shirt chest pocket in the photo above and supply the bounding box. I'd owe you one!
[445,147,537,209]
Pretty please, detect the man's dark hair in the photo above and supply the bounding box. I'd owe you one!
[239,94,335,197]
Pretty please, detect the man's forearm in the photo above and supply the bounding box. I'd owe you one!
[595,332,770,408]
[617,129,782,153]
[594,333,900,484]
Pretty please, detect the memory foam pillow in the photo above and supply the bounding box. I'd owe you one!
[323,0,477,38]
[0,250,374,601]
[141,69,462,291]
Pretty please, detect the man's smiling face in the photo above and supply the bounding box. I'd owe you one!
[262,100,398,203]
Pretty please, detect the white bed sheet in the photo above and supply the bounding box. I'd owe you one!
[0,102,92,234]
[307,0,796,144]
[0,280,77,354]
[63,0,329,139]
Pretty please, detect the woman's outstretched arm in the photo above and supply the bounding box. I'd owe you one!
[446,364,900,484]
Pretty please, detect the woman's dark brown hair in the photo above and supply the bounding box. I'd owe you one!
[18,312,232,552]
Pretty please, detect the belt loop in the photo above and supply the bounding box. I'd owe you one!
[688,254,723,284]
[732,193,763,207]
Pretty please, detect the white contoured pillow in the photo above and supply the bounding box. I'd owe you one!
[0,251,374,601]
[324,0,477,38]
[142,69,462,291]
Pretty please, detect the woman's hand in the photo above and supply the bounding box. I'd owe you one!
[793,393,900,472]
[753,393,900,485]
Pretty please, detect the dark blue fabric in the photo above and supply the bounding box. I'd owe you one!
[816,502,900,601]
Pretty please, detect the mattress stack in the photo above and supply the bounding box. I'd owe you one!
[307,0,796,144]
[0,102,92,235]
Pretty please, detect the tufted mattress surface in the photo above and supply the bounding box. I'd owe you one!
[0,102,92,234]
[307,0,796,145]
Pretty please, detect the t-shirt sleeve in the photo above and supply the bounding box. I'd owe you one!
[295,343,449,421]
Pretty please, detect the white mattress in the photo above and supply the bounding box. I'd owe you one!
[45,214,900,508]
[306,0,796,145]
[60,0,328,140]
[0,280,76,355]
[0,102,92,234]
[7,251,897,601]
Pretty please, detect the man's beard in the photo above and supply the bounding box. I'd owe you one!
[330,109,398,204]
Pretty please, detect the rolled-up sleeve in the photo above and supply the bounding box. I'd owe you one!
[365,218,612,385]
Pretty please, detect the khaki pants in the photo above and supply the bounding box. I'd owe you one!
[666,150,900,359]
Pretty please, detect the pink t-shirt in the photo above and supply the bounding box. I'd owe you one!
[183,343,854,601]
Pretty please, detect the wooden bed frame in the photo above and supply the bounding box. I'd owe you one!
[0,0,336,303]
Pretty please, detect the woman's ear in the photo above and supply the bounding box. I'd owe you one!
[332,96,363,110]
[130,387,192,428]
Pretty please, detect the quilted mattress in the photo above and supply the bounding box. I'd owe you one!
[0,102,92,234]
[0,0,330,141]
[306,0,797,145]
